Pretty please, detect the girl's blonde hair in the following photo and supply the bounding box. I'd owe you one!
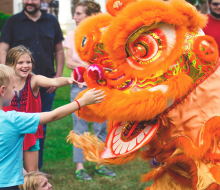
[5,45,35,68]
[19,171,47,190]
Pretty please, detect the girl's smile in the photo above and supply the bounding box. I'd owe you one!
[15,53,33,78]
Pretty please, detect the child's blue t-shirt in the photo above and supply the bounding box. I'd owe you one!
[0,110,40,187]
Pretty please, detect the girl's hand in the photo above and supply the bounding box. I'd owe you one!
[68,78,87,89]
[78,82,87,89]
[68,78,77,84]
[79,88,106,106]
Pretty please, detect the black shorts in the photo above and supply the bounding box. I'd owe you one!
[0,186,19,190]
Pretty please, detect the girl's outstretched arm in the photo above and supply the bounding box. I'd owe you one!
[31,74,82,96]
[32,74,76,88]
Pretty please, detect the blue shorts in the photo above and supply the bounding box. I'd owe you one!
[25,139,40,152]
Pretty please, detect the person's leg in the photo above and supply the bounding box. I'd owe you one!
[73,117,92,180]
[73,117,88,169]
[92,121,107,143]
[23,151,39,172]
[70,85,91,180]
[93,122,116,177]
[24,139,40,172]
[38,87,55,170]
[38,130,46,170]
[71,85,88,166]
[54,9,58,18]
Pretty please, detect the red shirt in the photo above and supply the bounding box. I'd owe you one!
[203,14,220,54]
[3,75,43,150]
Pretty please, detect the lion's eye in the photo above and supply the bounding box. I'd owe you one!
[128,32,161,62]
[125,24,176,70]
[82,36,87,48]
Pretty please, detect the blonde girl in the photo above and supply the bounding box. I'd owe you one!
[4,45,78,172]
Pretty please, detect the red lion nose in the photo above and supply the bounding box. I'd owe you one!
[87,64,105,80]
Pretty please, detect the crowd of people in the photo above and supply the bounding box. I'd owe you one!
[0,0,219,189]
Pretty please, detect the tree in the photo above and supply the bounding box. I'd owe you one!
[0,12,11,31]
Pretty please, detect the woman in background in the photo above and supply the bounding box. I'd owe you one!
[64,0,116,181]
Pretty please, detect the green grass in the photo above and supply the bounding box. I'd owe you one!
[42,65,151,190]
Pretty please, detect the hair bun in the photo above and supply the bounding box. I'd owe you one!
[76,0,101,16]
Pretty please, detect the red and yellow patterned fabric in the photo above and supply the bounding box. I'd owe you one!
[4,75,43,151]
[67,0,220,189]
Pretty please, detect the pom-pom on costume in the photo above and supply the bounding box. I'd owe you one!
[72,67,86,83]
[67,0,220,189]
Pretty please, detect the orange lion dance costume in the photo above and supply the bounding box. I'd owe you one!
[67,0,220,189]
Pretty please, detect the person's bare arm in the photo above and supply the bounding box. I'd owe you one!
[0,42,10,64]
[32,75,74,89]
[66,48,88,70]
[39,89,105,125]
[31,75,84,97]
[31,75,76,96]
[47,41,65,93]
[55,41,64,77]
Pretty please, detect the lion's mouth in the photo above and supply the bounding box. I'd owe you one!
[100,119,159,158]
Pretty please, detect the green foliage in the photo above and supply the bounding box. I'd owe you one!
[0,12,11,30]
[42,65,152,189]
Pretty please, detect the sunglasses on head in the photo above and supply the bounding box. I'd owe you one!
[212,2,220,6]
